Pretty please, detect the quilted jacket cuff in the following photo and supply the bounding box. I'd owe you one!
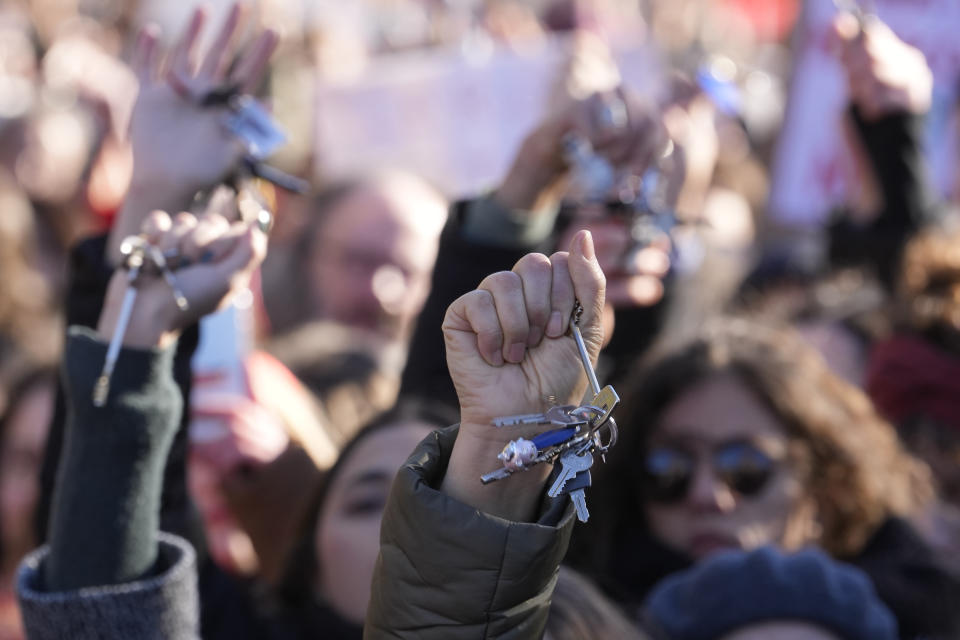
[366,425,574,640]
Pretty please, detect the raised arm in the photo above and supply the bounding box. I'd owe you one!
[367,231,605,639]
[829,13,939,286]
[18,212,265,640]
[109,3,277,266]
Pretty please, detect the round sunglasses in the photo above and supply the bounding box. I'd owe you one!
[641,441,778,504]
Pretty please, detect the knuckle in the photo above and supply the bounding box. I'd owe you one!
[173,212,198,229]
[480,270,522,295]
[514,252,551,275]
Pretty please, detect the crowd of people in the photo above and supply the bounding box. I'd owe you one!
[0,0,958,638]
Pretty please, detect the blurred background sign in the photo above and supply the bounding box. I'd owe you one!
[769,0,960,226]
[312,36,662,198]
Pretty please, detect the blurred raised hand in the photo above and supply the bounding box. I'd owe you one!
[98,210,267,349]
[496,88,667,213]
[832,13,932,121]
[109,3,278,264]
[440,230,605,520]
[496,88,674,312]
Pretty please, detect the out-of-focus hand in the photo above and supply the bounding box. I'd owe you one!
[832,13,932,121]
[98,210,267,349]
[110,3,278,263]
[495,88,666,213]
[189,390,290,475]
[440,230,605,521]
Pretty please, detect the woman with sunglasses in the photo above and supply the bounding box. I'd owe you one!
[572,317,960,640]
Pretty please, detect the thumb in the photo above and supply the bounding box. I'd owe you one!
[830,12,861,51]
[567,230,606,350]
[210,224,267,284]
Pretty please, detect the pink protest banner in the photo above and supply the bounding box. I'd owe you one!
[769,0,960,226]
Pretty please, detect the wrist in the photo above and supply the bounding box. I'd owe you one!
[109,180,195,268]
[441,422,552,522]
[97,287,179,349]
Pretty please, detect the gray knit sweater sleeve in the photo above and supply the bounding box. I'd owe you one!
[16,532,200,640]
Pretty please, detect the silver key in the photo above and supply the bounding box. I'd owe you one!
[575,386,620,431]
[480,466,514,485]
[562,469,592,522]
[493,405,587,428]
[570,304,601,396]
[569,489,590,522]
[548,450,594,498]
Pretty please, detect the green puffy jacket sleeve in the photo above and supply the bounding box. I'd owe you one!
[365,425,574,640]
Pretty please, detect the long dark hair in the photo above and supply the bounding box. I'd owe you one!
[276,398,457,607]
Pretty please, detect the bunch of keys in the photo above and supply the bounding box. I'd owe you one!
[92,237,190,408]
[481,303,619,523]
[201,85,309,195]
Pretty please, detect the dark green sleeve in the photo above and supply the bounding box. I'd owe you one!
[43,327,183,591]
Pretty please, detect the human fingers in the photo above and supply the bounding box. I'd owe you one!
[181,213,230,264]
[478,270,530,364]
[198,2,246,81]
[594,88,657,165]
[169,6,207,77]
[192,392,288,464]
[230,30,279,94]
[830,13,865,59]
[157,212,198,256]
[132,24,161,85]
[512,253,553,348]
[626,117,670,178]
[624,244,671,278]
[141,210,173,244]
[606,274,664,308]
[445,289,505,366]
[565,230,606,337]
[208,224,267,284]
[546,251,574,338]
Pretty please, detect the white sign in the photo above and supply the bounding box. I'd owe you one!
[769,0,960,226]
[313,37,662,198]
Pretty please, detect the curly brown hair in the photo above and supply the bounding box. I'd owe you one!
[898,224,960,333]
[590,317,931,561]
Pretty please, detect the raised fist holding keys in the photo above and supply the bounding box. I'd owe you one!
[441,230,606,521]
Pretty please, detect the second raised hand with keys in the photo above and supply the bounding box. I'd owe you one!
[482,302,619,523]
[93,236,191,407]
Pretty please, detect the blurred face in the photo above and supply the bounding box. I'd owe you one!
[307,178,446,342]
[0,379,53,559]
[642,373,816,560]
[314,420,434,624]
[556,204,670,312]
[721,622,841,640]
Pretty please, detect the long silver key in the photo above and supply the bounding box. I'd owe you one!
[548,449,594,498]
[493,405,587,428]
[571,311,601,396]
[570,303,619,427]
[93,248,145,407]
[480,466,514,485]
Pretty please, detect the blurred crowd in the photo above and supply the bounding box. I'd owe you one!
[0,0,959,639]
